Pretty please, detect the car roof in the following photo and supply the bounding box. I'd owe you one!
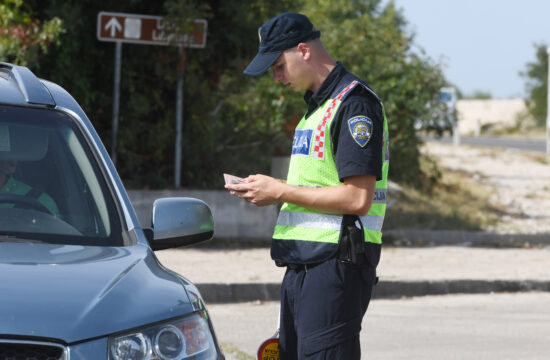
[0,62,90,122]
[0,62,57,107]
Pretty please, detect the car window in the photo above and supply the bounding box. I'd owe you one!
[0,105,123,246]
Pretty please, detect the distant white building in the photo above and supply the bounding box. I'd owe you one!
[456,99,532,136]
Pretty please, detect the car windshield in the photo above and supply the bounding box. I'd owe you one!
[0,105,122,246]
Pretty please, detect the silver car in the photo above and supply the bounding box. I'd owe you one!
[0,62,224,360]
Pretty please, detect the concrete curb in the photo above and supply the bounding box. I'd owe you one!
[384,230,550,248]
[198,280,550,304]
[372,279,550,299]
[203,230,550,250]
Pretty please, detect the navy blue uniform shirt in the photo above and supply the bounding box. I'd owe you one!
[303,62,383,182]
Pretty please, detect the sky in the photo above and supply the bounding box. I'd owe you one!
[389,0,550,99]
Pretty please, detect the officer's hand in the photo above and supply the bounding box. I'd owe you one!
[225,174,284,206]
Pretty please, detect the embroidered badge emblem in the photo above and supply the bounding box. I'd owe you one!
[348,116,373,147]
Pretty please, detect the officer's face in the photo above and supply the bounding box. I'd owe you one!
[271,46,312,92]
[0,160,16,175]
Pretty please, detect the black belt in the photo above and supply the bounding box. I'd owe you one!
[277,261,322,271]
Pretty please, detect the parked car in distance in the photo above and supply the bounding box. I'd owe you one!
[414,87,457,138]
[0,62,224,359]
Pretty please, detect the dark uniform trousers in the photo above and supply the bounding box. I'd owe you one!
[279,257,376,360]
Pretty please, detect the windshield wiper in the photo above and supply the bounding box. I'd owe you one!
[0,233,46,243]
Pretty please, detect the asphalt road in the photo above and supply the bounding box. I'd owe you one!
[199,135,550,359]
[209,292,550,360]
[425,135,546,153]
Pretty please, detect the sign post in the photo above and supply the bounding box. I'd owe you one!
[111,42,122,166]
[546,47,550,161]
[97,12,207,187]
[97,12,207,47]
[175,46,185,190]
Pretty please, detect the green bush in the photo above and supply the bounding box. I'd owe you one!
[28,0,445,189]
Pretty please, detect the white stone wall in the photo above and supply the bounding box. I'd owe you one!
[456,99,530,135]
[128,189,278,239]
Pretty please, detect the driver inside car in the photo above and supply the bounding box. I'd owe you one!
[0,159,59,216]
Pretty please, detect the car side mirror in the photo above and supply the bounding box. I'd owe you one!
[148,198,214,251]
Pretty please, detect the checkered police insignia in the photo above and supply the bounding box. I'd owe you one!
[348,116,373,148]
[312,81,359,159]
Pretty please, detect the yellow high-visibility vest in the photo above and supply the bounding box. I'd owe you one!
[272,80,389,264]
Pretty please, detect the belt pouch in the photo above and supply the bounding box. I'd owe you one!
[338,215,366,266]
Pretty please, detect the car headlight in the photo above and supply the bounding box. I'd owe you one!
[109,312,218,360]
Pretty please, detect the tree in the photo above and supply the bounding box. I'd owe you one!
[27,0,446,189]
[463,90,492,100]
[27,0,299,188]
[0,0,64,67]
[229,0,446,186]
[522,43,548,127]
[307,0,446,186]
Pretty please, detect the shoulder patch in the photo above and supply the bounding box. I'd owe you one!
[348,116,373,147]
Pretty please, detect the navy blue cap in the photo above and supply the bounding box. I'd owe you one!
[243,13,321,76]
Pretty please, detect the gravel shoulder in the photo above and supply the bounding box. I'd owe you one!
[156,246,550,284]
[209,293,550,360]
[421,141,550,234]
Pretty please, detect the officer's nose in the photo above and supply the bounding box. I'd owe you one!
[273,68,283,83]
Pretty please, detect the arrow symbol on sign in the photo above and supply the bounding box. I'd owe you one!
[105,17,122,37]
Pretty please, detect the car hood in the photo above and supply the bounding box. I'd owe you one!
[0,242,196,343]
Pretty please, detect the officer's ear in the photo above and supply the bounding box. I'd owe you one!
[296,43,311,61]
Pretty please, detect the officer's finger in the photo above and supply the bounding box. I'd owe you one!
[226,183,245,192]
[246,174,264,183]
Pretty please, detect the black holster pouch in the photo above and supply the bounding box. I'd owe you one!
[338,214,367,267]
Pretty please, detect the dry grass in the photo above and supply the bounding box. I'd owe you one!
[492,127,546,139]
[523,152,549,165]
[384,157,503,231]
[220,342,254,360]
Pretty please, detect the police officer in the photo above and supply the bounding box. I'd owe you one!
[226,12,389,360]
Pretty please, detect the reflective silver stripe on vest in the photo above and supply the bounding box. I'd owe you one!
[277,211,342,230]
[277,211,384,232]
[358,214,384,232]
